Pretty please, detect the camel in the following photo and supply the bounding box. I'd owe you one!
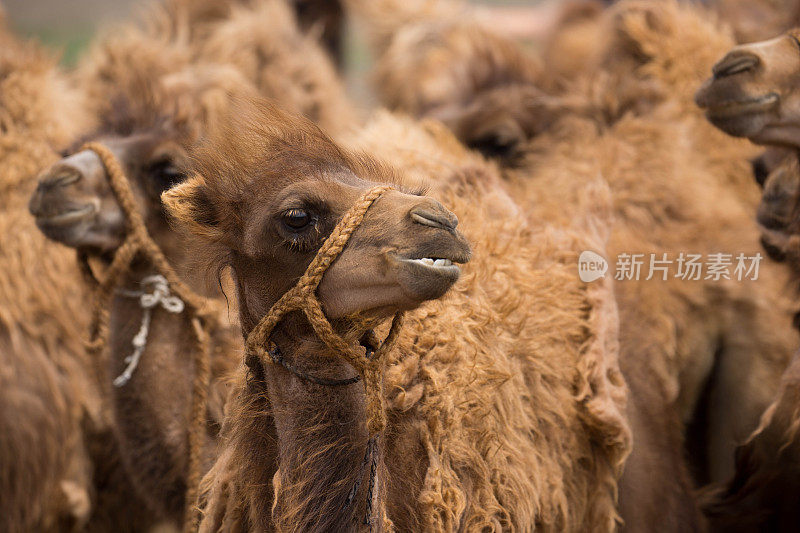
[695,25,800,286]
[346,0,799,526]
[162,96,630,531]
[0,20,155,533]
[26,0,364,524]
[695,28,800,529]
[29,60,263,525]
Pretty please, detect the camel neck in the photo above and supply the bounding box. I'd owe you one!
[261,323,384,531]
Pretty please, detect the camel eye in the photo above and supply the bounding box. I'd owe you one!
[282,208,312,230]
[148,159,185,192]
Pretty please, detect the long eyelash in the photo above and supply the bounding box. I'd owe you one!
[283,220,322,253]
[397,183,430,196]
[408,184,430,196]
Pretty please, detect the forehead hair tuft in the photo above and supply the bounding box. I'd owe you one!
[190,97,406,207]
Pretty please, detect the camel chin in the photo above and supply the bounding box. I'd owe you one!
[395,255,464,301]
[701,97,778,138]
[32,199,123,253]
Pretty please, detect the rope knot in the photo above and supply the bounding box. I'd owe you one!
[137,275,186,312]
[114,274,186,387]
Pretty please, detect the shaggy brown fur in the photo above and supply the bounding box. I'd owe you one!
[695,28,800,529]
[25,0,356,524]
[79,66,253,524]
[77,0,357,139]
[702,351,800,531]
[0,22,152,533]
[348,0,799,526]
[534,0,798,507]
[197,0,358,136]
[37,36,258,528]
[165,99,630,531]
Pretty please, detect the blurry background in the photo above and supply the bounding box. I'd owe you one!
[3,0,553,66]
[3,0,555,105]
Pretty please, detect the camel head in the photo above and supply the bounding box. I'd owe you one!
[29,64,257,256]
[696,29,800,147]
[164,99,471,332]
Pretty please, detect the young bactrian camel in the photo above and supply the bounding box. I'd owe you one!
[0,20,152,533]
[30,62,262,525]
[346,0,799,528]
[163,97,630,531]
[695,28,800,530]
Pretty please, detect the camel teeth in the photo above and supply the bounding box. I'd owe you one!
[409,257,453,267]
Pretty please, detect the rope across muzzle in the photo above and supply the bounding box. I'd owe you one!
[244,185,405,436]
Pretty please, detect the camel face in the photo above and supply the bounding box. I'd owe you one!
[314,186,471,318]
[29,64,256,255]
[164,100,471,324]
[696,30,800,146]
[168,173,470,321]
[29,131,188,253]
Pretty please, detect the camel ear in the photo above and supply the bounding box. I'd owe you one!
[162,174,221,239]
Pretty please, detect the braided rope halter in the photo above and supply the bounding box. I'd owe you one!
[244,185,406,530]
[245,185,404,435]
[79,142,218,533]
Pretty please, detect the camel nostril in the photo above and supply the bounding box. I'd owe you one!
[712,52,760,79]
[410,205,459,231]
[40,168,82,189]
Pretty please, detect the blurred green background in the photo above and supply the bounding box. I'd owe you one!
[3,0,545,66]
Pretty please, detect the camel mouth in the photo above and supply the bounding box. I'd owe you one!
[401,256,461,272]
[393,250,469,302]
[703,93,779,120]
[399,256,462,282]
[34,202,97,227]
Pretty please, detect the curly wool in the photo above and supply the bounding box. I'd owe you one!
[198,0,358,136]
[0,22,153,532]
[351,0,798,485]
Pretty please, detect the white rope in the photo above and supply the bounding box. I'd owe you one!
[113,274,185,387]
